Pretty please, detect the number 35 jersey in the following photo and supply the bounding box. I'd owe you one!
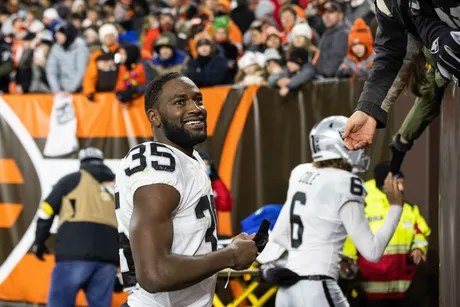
[115,141,218,307]
[269,163,367,280]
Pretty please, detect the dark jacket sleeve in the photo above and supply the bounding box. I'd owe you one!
[34,172,81,246]
[410,0,455,49]
[186,56,230,87]
[356,7,409,128]
[286,63,316,90]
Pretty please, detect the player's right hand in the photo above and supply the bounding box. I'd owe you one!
[383,172,403,206]
[342,111,377,150]
[229,232,258,271]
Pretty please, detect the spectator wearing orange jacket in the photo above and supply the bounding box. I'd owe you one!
[83,23,121,102]
[115,44,157,103]
[336,18,375,79]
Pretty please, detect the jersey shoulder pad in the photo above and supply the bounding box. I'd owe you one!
[120,142,183,195]
[331,170,367,204]
[289,163,314,180]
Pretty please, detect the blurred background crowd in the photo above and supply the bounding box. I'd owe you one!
[0,0,377,101]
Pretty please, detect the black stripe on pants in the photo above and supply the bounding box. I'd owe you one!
[121,302,130,307]
[322,280,335,306]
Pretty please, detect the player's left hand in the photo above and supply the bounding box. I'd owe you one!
[409,249,426,265]
[342,110,377,150]
[431,31,460,86]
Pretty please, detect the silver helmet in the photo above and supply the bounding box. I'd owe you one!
[309,116,370,173]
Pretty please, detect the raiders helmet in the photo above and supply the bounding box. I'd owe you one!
[309,116,370,173]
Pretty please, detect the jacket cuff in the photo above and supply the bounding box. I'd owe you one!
[355,101,388,129]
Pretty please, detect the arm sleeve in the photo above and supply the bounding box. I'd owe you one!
[45,46,61,92]
[286,64,316,90]
[268,71,288,87]
[356,7,409,128]
[339,201,402,262]
[67,44,90,92]
[410,0,454,49]
[82,52,99,95]
[336,60,354,78]
[35,172,81,246]
[411,205,431,254]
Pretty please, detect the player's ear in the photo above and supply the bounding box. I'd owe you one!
[147,108,161,127]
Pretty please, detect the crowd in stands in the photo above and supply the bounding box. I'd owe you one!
[0,0,377,100]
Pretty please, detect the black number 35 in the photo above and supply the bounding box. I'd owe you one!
[124,143,176,176]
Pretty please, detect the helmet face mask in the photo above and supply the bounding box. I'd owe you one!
[309,116,370,173]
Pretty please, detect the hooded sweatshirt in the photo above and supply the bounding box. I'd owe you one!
[45,22,89,92]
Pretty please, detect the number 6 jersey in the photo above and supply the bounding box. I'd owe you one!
[115,141,218,307]
[267,163,368,280]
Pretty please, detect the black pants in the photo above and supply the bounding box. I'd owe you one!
[121,303,130,307]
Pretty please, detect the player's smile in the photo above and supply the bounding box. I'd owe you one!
[183,115,205,130]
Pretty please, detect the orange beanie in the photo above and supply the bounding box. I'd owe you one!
[348,18,373,51]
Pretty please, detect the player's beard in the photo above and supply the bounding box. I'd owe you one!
[161,118,207,148]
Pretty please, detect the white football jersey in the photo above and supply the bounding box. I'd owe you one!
[115,141,217,307]
[269,163,367,280]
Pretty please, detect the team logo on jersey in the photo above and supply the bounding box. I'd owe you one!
[431,37,440,54]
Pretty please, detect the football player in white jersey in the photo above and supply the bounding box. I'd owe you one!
[115,72,258,307]
[259,116,404,307]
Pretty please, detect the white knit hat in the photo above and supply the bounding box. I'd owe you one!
[263,48,281,62]
[291,22,313,40]
[98,23,119,42]
[43,8,59,20]
[238,51,266,70]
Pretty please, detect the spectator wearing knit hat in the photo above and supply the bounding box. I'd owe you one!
[263,48,284,79]
[235,51,267,86]
[269,47,316,96]
[184,37,231,87]
[286,22,318,59]
[312,1,349,78]
[205,0,243,51]
[42,8,62,35]
[150,31,188,75]
[212,16,240,79]
[83,23,121,102]
[46,22,89,94]
[263,25,286,61]
[336,18,375,79]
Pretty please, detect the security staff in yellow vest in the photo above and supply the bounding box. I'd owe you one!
[343,161,430,307]
[32,147,118,307]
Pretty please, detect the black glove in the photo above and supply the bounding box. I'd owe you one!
[430,30,460,86]
[389,134,413,176]
[253,219,270,253]
[32,243,49,261]
[116,88,135,103]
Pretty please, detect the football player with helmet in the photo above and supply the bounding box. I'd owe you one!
[260,116,404,306]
